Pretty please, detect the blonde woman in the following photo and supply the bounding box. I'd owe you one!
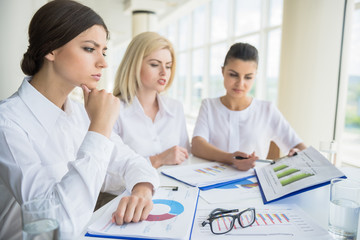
[113,32,190,169]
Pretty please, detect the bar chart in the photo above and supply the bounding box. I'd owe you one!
[273,164,314,186]
[193,204,330,239]
[194,164,227,176]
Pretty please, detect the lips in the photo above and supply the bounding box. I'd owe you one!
[91,73,102,81]
[233,88,243,93]
[158,79,167,85]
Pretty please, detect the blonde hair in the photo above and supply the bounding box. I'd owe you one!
[113,32,176,104]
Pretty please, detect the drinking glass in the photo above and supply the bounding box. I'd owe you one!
[328,178,360,240]
[319,140,337,165]
[21,197,60,240]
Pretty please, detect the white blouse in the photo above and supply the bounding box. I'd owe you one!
[193,97,302,159]
[113,95,190,159]
[0,78,159,239]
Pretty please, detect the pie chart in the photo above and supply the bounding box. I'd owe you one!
[146,199,184,221]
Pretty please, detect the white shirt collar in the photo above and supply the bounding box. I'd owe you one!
[156,94,174,118]
[18,77,70,135]
[216,97,256,114]
[126,94,174,118]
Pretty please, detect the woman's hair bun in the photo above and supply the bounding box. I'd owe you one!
[21,50,39,76]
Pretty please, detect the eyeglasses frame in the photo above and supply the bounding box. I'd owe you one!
[201,207,256,235]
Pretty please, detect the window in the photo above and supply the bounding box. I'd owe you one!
[266,28,282,103]
[340,1,360,166]
[176,53,187,104]
[178,15,190,51]
[160,0,283,131]
[209,43,227,98]
[211,0,229,43]
[235,0,261,36]
[191,49,205,114]
[192,6,206,48]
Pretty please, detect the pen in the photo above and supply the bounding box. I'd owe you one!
[273,151,298,161]
[160,186,179,191]
[256,159,275,164]
[234,156,275,164]
[234,151,298,164]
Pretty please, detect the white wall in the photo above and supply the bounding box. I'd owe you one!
[0,0,46,100]
[278,0,346,149]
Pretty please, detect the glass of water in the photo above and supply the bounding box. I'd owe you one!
[21,197,60,240]
[319,140,337,165]
[328,178,360,240]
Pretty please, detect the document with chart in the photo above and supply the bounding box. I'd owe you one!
[255,146,345,204]
[200,176,262,204]
[161,161,268,190]
[192,203,334,240]
[86,186,199,240]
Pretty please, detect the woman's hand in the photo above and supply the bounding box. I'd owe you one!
[150,146,189,168]
[82,84,120,138]
[288,143,306,156]
[288,148,300,156]
[111,183,154,225]
[231,151,258,171]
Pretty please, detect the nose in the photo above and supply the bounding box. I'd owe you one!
[96,53,108,69]
[238,77,245,87]
[159,64,166,76]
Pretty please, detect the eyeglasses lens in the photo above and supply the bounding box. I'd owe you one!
[239,209,255,227]
[210,215,234,234]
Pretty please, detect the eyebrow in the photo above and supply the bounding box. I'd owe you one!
[228,69,239,75]
[228,69,254,76]
[83,40,108,51]
[148,59,172,64]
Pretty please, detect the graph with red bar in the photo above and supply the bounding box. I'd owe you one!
[193,164,227,176]
[253,212,290,226]
[194,205,331,239]
[207,208,293,234]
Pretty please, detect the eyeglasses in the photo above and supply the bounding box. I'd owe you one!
[201,207,256,235]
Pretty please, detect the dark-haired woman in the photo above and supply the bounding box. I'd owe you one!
[191,42,306,171]
[0,1,158,239]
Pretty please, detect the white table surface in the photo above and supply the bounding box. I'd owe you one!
[80,155,360,239]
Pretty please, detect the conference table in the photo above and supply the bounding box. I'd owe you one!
[81,155,360,239]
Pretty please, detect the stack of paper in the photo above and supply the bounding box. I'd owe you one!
[86,186,199,240]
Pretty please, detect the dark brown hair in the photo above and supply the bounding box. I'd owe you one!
[223,42,259,67]
[21,0,109,76]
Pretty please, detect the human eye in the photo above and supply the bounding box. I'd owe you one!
[245,75,254,80]
[229,73,238,77]
[83,47,95,53]
[150,63,159,67]
[166,65,172,69]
